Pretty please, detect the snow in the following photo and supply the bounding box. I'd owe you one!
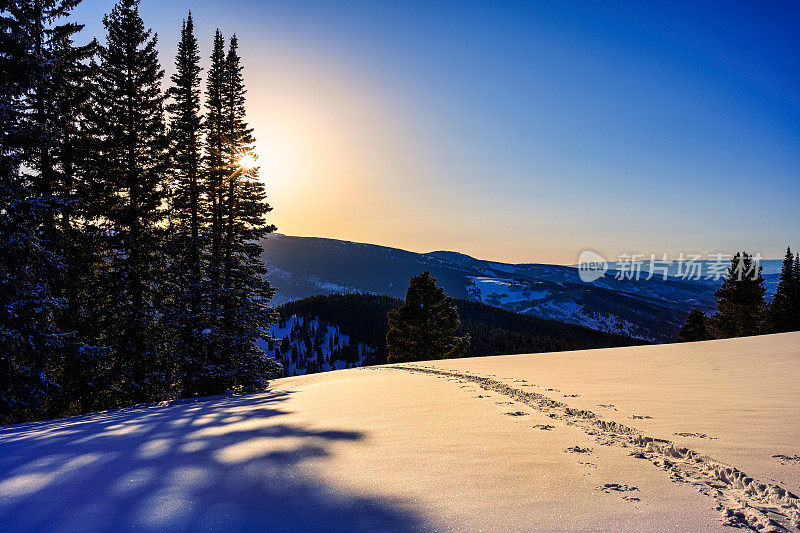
[535,299,641,338]
[1,332,798,531]
[468,276,549,305]
[466,276,665,340]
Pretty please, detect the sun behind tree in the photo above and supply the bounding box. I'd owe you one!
[386,272,470,363]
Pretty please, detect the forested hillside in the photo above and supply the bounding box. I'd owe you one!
[267,293,642,374]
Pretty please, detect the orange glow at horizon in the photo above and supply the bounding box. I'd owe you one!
[242,51,587,265]
[244,49,442,248]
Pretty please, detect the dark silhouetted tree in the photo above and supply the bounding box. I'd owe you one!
[709,252,766,338]
[386,272,469,363]
[0,0,102,422]
[794,253,800,331]
[767,247,798,333]
[84,0,170,404]
[187,32,280,394]
[0,1,56,422]
[203,29,226,292]
[676,309,711,342]
[165,11,207,393]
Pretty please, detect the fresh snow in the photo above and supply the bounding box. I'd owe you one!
[1,333,798,531]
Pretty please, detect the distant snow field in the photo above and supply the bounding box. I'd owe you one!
[1,333,798,532]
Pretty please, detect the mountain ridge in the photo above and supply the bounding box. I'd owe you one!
[261,234,779,342]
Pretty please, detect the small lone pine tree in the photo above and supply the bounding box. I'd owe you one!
[386,272,469,363]
[794,253,800,331]
[767,247,798,333]
[676,309,711,342]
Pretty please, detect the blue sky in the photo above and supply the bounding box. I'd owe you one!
[73,0,800,263]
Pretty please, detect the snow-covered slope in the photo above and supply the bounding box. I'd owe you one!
[2,333,798,532]
[262,234,779,342]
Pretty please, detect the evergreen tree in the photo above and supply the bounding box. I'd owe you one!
[197,30,232,390]
[676,309,711,342]
[165,12,206,394]
[83,0,170,404]
[0,1,284,423]
[794,253,800,331]
[203,29,226,288]
[767,247,797,333]
[43,20,99,391]
[0,0,101,422]
[222,34,251,283]
[189,32,280,394]
[386,272,470,363]
[13,1,82,239]
[0,2,54,422]
[709,252,767,338]
[33,1,101,416]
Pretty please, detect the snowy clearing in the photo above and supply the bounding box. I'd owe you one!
[1,332,798,532]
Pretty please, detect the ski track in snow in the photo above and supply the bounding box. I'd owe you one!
[390,364,800,532]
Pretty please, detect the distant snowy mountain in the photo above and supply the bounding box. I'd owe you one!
[261,234,778,342]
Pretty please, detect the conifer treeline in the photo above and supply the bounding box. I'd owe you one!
[278,293,642,365]
[677,249,800,342]
[0,0,280,425]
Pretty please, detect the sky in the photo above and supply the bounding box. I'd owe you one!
[72,0,800,264]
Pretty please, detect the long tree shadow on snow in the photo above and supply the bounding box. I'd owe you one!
[0,391,430,532]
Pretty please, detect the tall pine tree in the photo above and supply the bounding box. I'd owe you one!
[191,32,281,394]
[0,0,56,422]
[31,0,101,416]
[203,29,226,292]
[0,0,100,422]
[222,34,250,285]
[84,0,170,404]
[195,29,228,394]
[218,34,280,392]
[165,12,206,394]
